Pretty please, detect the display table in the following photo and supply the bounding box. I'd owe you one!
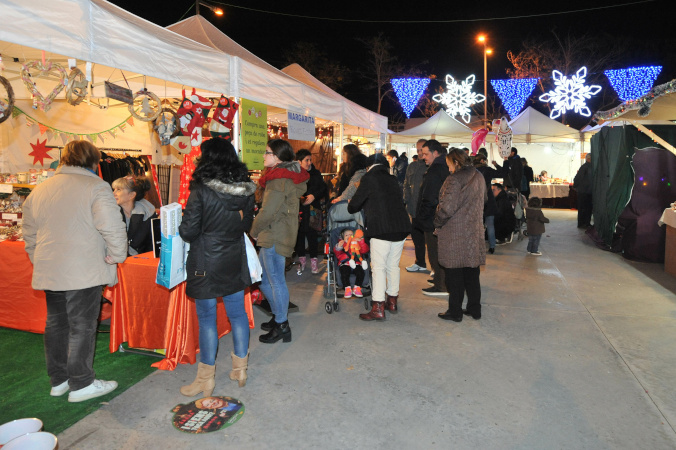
[103,252,255,371]
[529,183,571,198]
[0,240,47,333]
[0,240,111,333]
[659,208,676,277]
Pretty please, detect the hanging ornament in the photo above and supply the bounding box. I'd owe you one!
[128,88,161,122]
[65,67,88,106]
[493,117,513,158]
[20,60,68,112]
[209,95,239,141]
[154,107,179,145]
[0,75,15,124]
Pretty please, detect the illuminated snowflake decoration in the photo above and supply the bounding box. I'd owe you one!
[539,66,602,119]
[432,74,485,123]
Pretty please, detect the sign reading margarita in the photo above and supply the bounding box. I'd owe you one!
[287,112,316,141]
[241,99,268,170]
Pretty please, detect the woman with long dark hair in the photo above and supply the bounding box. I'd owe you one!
[251,139,309,344]
[334,144,364,198]
[179,138,256,395]
[435,148,486,322]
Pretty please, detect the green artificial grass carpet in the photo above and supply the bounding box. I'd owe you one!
[0,326,157,435]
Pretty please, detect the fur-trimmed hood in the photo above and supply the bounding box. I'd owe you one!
[204,179,257,197]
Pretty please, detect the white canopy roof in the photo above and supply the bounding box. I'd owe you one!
[281,63,387,134]
[0,0,384,132]
[389,110,473,143]
[506,107,584,143]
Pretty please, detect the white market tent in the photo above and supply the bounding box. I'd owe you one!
[507,107,584,144]
[389,110,474,143]
[0,0,385,172]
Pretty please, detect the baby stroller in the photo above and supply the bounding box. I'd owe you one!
[507,188,527,241]
[323,200,371,314]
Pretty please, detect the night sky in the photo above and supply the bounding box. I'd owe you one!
[108,0,674,127]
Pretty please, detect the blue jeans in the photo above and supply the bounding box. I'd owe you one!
[258,245,289,324]
[195,291,249,364]
[527,234,542,253]
[44,286,103,390]
[485,215,496,249]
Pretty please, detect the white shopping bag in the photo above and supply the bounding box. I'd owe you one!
[244,233,262,283]
[156,203,189,289]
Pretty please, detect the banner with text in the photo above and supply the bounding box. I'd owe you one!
[241,99,268,170]
[287,112,316,141]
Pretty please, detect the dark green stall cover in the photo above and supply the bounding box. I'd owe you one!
[590,125,676,247]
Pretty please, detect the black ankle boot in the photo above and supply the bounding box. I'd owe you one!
[260,315,276,331]
[259,320,292,344]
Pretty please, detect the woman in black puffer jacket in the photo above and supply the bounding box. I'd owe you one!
[179,138,256,395]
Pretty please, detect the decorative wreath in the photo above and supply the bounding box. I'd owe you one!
[66,68,88,106]
[154,107,179,145]
[20,60,67,112]
[128,88,161,122]
[0,75,15,124]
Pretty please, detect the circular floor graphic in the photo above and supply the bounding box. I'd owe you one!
[172,396,244,433]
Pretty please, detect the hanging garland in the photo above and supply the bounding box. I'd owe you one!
[11,105,134,142]
[0,75,15,124]
[20,60,68,112]
[594,78,676,122]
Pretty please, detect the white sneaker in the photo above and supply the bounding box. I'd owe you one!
[50,380,69,396]
[531,251,542,256]
[406,263,428,272]
[68,379,118,403]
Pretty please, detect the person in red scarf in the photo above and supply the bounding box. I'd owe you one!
[251,139,309,344]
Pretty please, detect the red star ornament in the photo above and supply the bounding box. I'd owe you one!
[29,138,53,166]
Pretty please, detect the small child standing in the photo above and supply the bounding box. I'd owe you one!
[525,197,550,256]
[334,228,369,298]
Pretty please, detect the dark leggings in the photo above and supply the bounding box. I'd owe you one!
[339,265,365,287]
[444,267,481,317]
[295,228,319,258]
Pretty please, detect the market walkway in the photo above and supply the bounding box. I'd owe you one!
[58,209,676,449]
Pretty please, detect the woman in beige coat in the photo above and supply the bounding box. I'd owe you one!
[434,148,486,322]
[23,141,128,403]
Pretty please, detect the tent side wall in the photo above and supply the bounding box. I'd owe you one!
[590,125,676,246]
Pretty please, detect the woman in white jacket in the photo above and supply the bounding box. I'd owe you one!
[23,140,128,403]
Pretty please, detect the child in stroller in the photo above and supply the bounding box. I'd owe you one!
[334,228,369,299]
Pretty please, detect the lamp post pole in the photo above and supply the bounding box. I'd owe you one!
[483,45,487,128]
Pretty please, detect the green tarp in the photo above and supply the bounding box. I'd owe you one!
[590,124,676,247]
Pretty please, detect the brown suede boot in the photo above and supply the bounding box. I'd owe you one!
[229,352,249,388]
[180,362,215,397]
[385,295,398,313]
[359,301,386,321]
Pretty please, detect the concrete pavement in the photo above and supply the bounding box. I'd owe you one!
[57,209,676,449]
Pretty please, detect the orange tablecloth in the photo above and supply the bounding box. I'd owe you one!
[103,252,255,371]
[0,240,46,333]
[0,240,111,333]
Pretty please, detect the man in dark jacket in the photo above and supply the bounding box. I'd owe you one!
[492,147,523,190]
[348,153,411,321]
[403,139,428,271]
[413,140,449,297]
[387,149,408,188]
[492,183,516,243]
[574,153,593,228]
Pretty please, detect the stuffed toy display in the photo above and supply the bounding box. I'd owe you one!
[210,95,239,141]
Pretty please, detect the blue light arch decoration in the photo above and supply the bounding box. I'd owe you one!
[391,77,431,118]
[490,78,539,119]
[604,66,663,101]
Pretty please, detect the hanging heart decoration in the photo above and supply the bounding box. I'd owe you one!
[0,75,15,124]
[20,60,68,112]
[128,88,161,122]
[66,68,88,106]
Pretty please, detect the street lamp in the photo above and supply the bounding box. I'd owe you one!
[477,34,492,129]
[196,1,224,16]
